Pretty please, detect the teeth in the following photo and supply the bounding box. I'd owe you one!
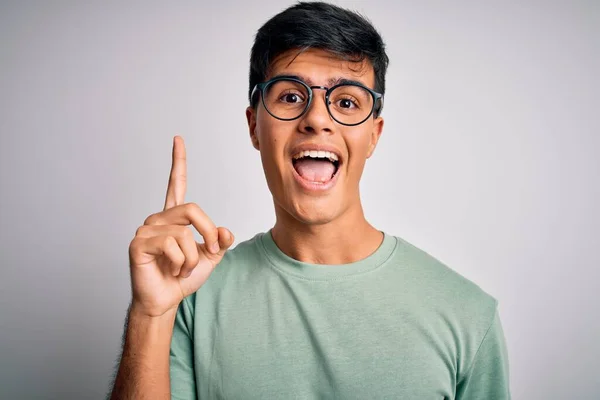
[293,150,339,163]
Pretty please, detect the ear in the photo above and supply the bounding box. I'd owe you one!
[246,106,260,151]
[366,116,384,158]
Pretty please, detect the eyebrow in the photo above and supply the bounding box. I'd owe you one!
[270,74,370,89]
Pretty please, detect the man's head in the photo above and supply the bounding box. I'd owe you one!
[246,1,389,227]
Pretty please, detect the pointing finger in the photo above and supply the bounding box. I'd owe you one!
[164,135,187,211]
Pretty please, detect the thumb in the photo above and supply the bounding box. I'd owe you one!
[216,227,235,256]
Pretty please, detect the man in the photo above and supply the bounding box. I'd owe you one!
[110,2,510,399]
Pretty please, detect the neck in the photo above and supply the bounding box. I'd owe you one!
[270,202,383,265]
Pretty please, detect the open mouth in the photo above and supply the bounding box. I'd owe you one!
[292,150,341,184]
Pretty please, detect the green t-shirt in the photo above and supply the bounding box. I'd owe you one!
[170,231,510,399]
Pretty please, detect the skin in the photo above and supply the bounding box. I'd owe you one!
[246,48,385,264]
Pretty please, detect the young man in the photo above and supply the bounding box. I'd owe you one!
[111,2,510,399]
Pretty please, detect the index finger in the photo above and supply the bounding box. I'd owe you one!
[164,135,187,211]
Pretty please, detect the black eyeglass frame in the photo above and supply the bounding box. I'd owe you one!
[250,76,384,127]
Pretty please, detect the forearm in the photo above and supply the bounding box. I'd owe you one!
[110,305,177,400]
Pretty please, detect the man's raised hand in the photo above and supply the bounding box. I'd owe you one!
[128,136,234,317]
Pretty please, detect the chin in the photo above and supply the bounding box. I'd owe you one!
[287,196,344,226]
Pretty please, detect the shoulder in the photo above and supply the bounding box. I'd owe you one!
[392,234,499,323]
[391,235,502,372]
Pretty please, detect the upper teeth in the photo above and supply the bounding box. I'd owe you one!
[293,150,339,162]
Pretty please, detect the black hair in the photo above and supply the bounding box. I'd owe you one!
[248,1,389,116]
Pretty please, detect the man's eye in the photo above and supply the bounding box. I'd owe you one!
[280,92,304,103]
[337,98,358,109]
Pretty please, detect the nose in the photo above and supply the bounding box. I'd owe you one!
[298,87,335,135]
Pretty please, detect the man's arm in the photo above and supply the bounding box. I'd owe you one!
[109,304,176,399]
[456,309,511,399]
[108,136,233,399]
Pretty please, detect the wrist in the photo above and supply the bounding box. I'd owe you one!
[129,301,179,322]
[124,302,177,355]
[127,303,179,342]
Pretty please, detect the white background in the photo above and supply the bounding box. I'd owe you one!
[1,1,598,398]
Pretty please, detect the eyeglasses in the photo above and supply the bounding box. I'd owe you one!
[251,76,384,126]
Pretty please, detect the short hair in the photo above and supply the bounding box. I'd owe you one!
[248,1,389,117]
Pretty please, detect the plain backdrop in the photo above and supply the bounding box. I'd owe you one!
[1,1,598,399]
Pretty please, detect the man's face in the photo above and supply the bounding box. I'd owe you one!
[246,48,384,226]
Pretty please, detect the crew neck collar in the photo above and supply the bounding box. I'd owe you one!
[258,229,398,281]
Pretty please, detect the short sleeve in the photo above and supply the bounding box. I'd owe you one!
[170,296,197,400]
[456,308,511,400]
